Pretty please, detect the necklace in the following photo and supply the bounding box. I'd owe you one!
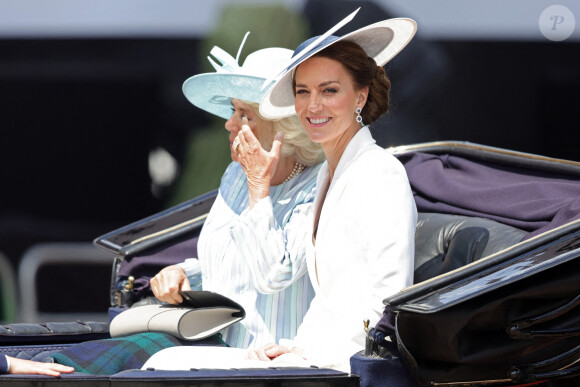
[284,161,306,183]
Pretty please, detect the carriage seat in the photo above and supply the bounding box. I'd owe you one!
[413,212,527,283]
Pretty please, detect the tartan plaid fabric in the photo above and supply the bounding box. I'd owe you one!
[51,332,180,375]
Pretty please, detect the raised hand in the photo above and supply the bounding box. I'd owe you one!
[235,117,283,207]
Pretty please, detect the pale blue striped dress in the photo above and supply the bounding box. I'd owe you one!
[180,161,320,349]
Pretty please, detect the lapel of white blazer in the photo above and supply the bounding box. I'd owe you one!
[314,127,376,241]
[314,168,344,244]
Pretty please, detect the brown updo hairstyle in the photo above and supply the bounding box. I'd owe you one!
[293,40,391,126]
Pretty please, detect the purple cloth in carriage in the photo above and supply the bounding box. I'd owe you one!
[375,151,580,340]
[117,235,199,298]
[399,152,580,240]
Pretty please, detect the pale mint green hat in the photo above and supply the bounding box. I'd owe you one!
[182,33,293,120]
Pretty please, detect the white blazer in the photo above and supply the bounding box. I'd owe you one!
[288,127,417,372]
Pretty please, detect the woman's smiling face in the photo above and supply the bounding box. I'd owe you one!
[294,56,367,149]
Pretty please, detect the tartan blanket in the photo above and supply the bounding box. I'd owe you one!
[51,332,180,375]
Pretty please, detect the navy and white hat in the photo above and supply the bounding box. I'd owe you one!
[182,33,293,120]
[259,8,417,119]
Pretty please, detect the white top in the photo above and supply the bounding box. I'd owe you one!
[180,161,321,349]
[284,126,417,372]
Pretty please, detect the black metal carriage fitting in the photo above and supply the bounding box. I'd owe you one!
[507,293,580,340]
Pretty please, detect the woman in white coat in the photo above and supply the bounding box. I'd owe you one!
[252,11,418,372]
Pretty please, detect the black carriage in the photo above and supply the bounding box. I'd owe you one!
[2,141,579,387]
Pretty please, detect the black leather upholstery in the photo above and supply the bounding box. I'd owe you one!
[413,213,527,283]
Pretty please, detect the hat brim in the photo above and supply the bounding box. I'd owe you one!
[259,18,417,119]
[183,73,269,120]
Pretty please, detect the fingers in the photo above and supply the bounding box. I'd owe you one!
[237,117,262,154]
[237,122,252,153]
[41,363,75,376]
[270,131,283,158]
[232,138,241,152]
[265,345,290,359]
[150,266,187,304]
[9,357,75,376]
[255,348,272,361]
[150,275,161,297]
[246,349,260,361]
[236,123,281,164]
[235,118,279,207]
[241,116,251,132]
[246,347,273,361]
[245,344,289,362]
[181,277,192,291]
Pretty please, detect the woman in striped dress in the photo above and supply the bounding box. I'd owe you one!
[150,37,324,349]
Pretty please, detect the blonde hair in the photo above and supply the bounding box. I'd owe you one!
[247,102,324,166]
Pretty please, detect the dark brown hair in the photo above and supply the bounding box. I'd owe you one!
[293,39,391,125]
